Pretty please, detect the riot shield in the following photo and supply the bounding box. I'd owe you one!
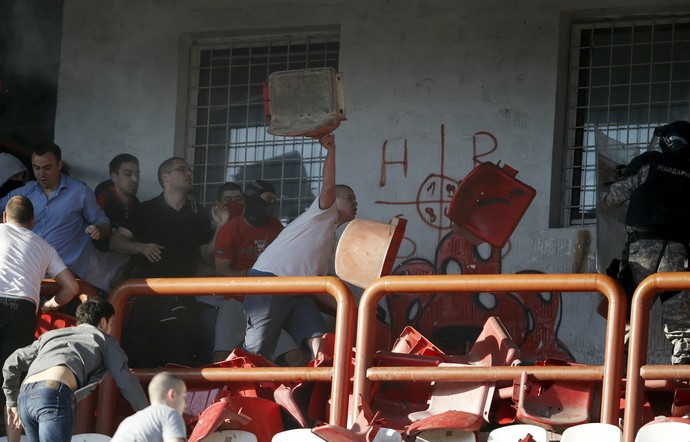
[595,130,643,274]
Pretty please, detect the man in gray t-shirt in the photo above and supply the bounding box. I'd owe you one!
[112,372,187,442]
[3,299,148,442]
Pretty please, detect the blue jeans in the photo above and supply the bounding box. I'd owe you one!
[18,380,76,442]
[244,269,326,359]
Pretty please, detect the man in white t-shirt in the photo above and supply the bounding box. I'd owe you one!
[245,134,358,362]
[0,195,79,439]
[111,371,187,442]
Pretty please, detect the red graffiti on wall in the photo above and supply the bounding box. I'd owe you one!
[379,139,408,187]
[387,232,572,363]
[376,125,503,235]
[376,124,571,363]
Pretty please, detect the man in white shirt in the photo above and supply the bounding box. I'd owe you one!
[245,134,358,361]
[111,372,187,442]
[0,195,79,440]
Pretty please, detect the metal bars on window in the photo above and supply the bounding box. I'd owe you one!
[186,31,340,223]
[563,16,690,226]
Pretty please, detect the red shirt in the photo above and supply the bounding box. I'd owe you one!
[214,216,284,270]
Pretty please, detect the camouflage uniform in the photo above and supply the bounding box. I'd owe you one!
[603,163,690,364]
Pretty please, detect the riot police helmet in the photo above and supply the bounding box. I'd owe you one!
[654,120,690,155]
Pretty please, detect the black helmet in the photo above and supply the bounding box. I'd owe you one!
[655,120,690,155]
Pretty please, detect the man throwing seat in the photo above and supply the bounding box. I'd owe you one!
[245,134,358,361]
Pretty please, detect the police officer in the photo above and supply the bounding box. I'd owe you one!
[602,120,690,365]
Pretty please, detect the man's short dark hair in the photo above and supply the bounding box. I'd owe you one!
[4,195,34,225]
[336,184,354,196]
[109,154,139,174]
[32,143,62,162]
[217,182,242,202]
[157,157,185,188]
[76,299,115,327]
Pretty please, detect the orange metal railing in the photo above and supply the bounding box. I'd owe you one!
[623,272,690,442]
[352,273,627,426]
[95,276,355,434]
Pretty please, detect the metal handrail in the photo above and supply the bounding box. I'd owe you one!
[352,273,626,426]
[623,272,690,442]
[95,276,354,434]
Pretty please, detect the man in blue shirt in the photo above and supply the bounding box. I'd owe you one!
[0,143,111,288]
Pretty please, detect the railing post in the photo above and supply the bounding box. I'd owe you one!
[623,272,690,442]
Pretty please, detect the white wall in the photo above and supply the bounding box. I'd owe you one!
[55,0,685,363]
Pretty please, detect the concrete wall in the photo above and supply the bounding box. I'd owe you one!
[55,0,688,363]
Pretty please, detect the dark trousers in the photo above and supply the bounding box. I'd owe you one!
[121,296,200,368]
[0,296,37,407]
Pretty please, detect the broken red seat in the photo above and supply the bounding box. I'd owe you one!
[408,358,494,426]
[512,359,593,432]
[189,396,281,442]
[368,352,445,429]
[404,410,482,442]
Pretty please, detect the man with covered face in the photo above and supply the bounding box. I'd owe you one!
[213,180,301,364]
[215,180,282,278]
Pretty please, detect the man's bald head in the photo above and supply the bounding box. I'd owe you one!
[147,372,186,414]
[3,195,34,226]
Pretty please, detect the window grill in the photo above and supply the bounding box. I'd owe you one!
[185,31,340,223]
[563,16,690,226]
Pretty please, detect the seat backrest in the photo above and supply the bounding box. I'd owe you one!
[487,424,548,442]
[373,428,402,442]
[203,430,257,442]
[634,421,690,442]
[70,434,112,442]
[414,429,478,442]
[408,360,494,424]
[272,429,323,442]
[561,423,622,442]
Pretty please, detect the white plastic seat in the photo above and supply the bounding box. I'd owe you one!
[71,434,111,442]
[634,421,690,441]
[415,429,478,442]
[203,430,257,442]
[272,428,324,441]
[561,423,622,441]
[373,428,403,442]
[487,424,548,442]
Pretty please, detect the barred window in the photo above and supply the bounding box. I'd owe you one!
[561,16,690,226]
[184,30,340,223]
